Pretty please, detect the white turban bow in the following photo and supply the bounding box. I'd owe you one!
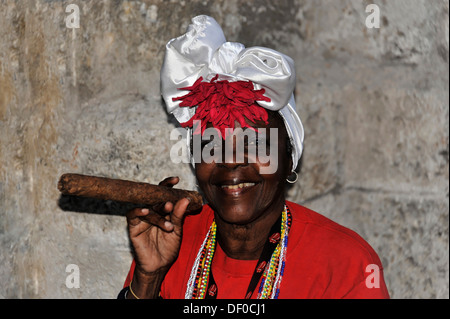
[161,15,304,171]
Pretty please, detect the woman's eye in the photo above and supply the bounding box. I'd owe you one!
[246,138,258,146]
[202,140,221,150]
[246,138,267,147]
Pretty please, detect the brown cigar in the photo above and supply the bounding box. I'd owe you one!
[57,173,203,211]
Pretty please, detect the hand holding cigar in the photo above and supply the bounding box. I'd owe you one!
[57,173,203,212]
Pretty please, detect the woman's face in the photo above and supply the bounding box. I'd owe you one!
[195,111,292,225]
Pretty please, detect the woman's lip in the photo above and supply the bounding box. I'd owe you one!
[220,182,256,189]
[215,182,259,196]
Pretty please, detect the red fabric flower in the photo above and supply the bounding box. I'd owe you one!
[172,75,271,138]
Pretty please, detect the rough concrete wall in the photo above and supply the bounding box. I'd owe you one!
[0,0,448,299]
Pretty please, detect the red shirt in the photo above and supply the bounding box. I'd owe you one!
[123,201,390,299]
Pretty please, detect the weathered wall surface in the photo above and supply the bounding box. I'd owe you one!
[0,0,448,298]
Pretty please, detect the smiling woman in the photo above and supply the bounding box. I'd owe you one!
[195,112,290,232]
[117,15,390,299]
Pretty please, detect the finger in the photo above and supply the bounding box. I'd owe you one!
[152,200,174,214]
[127,207,174,232]
[163,201,174,213]
[169,198,190,234]
[131,208,175,234]
[158,176,179,188]
[139,209,175,232]
[126,207,150,227]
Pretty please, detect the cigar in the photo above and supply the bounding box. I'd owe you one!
[57,173,203,211]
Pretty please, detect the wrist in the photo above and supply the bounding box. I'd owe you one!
[134,264,170,278]
[127,266,169,299]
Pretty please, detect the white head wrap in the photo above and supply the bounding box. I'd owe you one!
[161,15,304,171]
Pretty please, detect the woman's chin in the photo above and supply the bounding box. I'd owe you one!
[213,205,257,226]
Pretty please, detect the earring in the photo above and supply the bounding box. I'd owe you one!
[286,171,298,184]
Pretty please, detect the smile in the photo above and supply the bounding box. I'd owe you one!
[221,182,256,190]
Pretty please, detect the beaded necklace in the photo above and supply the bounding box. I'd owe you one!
[185,205,292,299]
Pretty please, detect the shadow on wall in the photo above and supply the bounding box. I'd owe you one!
[58,194,139,216]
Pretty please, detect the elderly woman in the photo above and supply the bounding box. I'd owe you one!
[118,16,389,299]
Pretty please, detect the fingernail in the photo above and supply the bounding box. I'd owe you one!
[164,221,173,229]
[141,208,149,213]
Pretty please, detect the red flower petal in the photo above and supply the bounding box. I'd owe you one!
[176,75,271,139]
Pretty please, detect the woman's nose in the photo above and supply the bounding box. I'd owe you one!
[220,137,249,168]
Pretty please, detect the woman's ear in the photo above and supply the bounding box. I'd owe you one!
[286,158,293,180]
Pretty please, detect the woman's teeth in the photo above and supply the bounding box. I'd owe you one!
[221,183,255,190]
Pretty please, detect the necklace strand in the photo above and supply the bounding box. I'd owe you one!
[185,205,291,299]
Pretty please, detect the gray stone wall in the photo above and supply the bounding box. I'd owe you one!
[0,0,448,298]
